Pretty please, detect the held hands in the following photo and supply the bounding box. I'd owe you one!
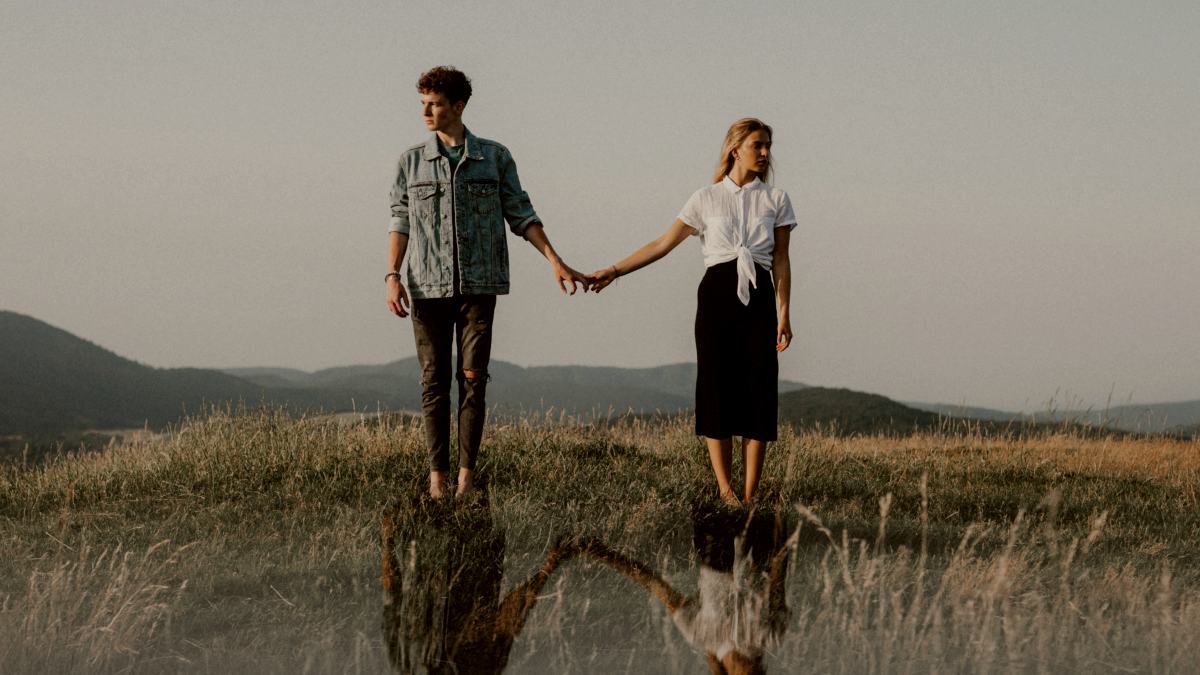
[585,266,620,293]
[387,259,587,311]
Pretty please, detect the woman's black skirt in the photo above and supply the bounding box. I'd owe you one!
[694,260,778,441]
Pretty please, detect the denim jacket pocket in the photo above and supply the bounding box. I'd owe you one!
[459,220,507,287]
[410,183,439,219]
[466,181,499,217]
[406,183,443,289]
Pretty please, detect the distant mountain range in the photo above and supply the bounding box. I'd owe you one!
[0,311,357,437]
[907,401,1200,435]
[1,311,806,439]
[905,402,1022,423]
[222,361,808,420]
[3,310,1196,447]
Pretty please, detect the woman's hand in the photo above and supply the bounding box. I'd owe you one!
[776,316,793,352]
[587,266,620,293]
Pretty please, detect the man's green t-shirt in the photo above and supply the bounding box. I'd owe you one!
[440,141,465,168]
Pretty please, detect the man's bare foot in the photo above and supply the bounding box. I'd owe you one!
[455,468,474,498]
[719,488,742,507]
[430,471,448,499]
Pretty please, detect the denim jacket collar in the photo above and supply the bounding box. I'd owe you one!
[421,128,486,162]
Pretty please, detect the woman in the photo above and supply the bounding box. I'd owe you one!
[589,118,796,505]
[568,504,798,673]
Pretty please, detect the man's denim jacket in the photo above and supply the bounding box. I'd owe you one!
[389,129,540,298]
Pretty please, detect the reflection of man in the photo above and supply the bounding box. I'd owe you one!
[386,66,587,498]
[380,504,573,673]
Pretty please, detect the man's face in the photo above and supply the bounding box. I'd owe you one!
[420,92,465,132]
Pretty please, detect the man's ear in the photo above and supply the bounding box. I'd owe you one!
[453,100,467,115]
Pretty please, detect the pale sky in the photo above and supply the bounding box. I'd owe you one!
[3,1,1198,412]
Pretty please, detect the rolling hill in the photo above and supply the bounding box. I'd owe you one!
[780,387,944,435]
[2,311,806,441]
[225,361,808,418]
[1,311,265,435]
[6,309,1186,449]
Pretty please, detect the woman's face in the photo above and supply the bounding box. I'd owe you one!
[732,130,771,177]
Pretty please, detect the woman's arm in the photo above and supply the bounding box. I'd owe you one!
[588,219,697,293]
[574,538,688,612]
[773,227,793,352]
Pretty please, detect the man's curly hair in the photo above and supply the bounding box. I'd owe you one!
[417,66,472,105]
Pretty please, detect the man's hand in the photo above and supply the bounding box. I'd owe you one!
[552,259,590,295]
[521,223,589,295]
[387,278,411,318]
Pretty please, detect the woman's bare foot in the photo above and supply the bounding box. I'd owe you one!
[430,471,448,499]
[455,468,474,498]
[720,488,742,507]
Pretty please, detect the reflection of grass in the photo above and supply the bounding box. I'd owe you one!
[0,408,1198,672]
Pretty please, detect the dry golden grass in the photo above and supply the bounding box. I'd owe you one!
[0,408,1198,673]
[831,430,1200,482]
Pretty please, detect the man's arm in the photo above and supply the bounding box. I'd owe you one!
[386,232,411,317]
[523,223,588,295]
[495,146,587,295]
[387,158,413,318]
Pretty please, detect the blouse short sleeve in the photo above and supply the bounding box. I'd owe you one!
[775,191,797,231]
[677,189,706,235]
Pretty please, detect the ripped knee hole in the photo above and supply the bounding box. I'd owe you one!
[460,369,490,382]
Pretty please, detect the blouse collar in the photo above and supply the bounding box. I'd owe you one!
[720,175,765,194]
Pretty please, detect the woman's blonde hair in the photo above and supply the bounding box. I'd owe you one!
[713,118,774,184]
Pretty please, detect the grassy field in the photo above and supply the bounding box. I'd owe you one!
[2,408,1199,673]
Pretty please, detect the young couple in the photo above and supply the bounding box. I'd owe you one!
[386,67,796,506]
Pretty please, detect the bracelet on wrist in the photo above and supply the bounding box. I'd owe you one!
[384,271,401,283]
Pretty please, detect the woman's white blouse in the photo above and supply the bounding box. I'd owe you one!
[678,176,797,305]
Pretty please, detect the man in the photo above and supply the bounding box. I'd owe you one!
[386,66,586,498]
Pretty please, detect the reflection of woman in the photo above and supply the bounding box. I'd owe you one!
[573,506,796,674]
[380,504,573,674]
[589,119,797,505]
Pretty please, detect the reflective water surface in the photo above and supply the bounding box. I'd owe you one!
[381,495,798,674]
